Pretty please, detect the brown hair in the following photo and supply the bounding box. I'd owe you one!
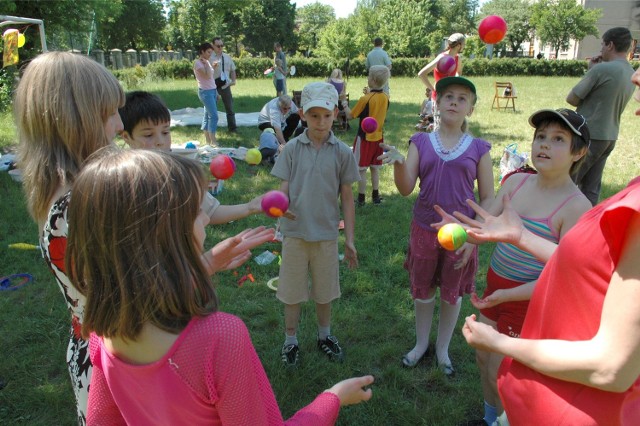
[15,52,125,224]
[66,147,217,340]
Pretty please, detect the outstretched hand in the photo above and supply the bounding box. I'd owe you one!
[454,195,524,245]
[327,375,374,406]
[430,204,461,230]
[202,226,275,275]
[378,143,405,165]
[471,291,503,309]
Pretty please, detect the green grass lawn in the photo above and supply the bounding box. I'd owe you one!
[1,75,639,425]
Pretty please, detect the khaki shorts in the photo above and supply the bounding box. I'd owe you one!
[276,237,340,304]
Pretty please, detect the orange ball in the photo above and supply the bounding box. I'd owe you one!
[437,223,468,251]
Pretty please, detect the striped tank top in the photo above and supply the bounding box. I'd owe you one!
[490,175,582,282]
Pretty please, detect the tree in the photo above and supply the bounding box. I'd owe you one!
[98,0,166,50]
[295,2,336,56]
[531,0,601,59]
[375,0,439,57]
[239,0,296,56]
[481,0,533,57]
[6,0,123,51]
[316,17,360,61]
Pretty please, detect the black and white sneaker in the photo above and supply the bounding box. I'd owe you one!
[281,344,299,367]
[317,335,344,362]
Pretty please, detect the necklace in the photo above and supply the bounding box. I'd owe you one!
[431,132,472,161]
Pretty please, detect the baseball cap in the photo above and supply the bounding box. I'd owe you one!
[435,76,476,95]
[300,82,338,113]
[529,108,590,147]
[448,33,465,43]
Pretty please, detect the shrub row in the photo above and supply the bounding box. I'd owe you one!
[112,57,640,86]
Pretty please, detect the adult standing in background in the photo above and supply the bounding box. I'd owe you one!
[418,33,465,131]
[193,42,218,146]
[211,37,237,132]
[566,27,635,206]
[274,42,287,96]
[366,37,392,96]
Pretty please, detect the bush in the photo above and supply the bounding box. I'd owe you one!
[112,65,148,89]
[0,67,17,112]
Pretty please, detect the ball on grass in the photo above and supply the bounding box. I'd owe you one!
[246,148,262,165]
[437,54,457,76]
[437,223,468,251]
[261,190,289,218]
[361,117,378,134]
[209,155,236,180]
[478,15,507,44]
[185,141,197,149]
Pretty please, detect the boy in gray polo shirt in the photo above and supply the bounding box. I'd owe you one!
[271,82,360,367]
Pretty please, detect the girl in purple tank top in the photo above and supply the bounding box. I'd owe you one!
[380,76,495,377]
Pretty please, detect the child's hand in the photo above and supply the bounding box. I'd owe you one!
[462,314,504,352]
[202,226,275,274]
[471,290,504,309]
[430,205,460,229]
[454,196,524,245]
[453,242,474,269]
[326,375,374,406]
[378,144,405,165]
[344,241,358,269]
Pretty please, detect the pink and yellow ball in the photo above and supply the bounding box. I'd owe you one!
[361,117,378,134]
[437,223,468,251]
[261,190,289,218]
[209,155,236,180]
[478,15,507,45]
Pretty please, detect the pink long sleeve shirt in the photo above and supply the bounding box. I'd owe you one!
[87,312,340,425]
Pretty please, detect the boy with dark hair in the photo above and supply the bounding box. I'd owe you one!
[271,82,360,367]
[119,91,172,150]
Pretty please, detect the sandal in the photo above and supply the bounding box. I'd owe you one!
[436,355,455,377]
[401,349,427,368]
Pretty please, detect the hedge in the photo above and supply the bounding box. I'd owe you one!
[112,57,640,85]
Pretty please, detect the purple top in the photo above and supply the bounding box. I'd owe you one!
[328,79,344,96]
[411,132,491,230]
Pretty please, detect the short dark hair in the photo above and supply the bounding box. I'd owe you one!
[197,42,213,54]
[602,27,632,53]
[119,91,170,134]
[212,36,222,44]
[373,37,383,47]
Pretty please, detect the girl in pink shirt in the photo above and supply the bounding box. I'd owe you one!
[66,148,374,425]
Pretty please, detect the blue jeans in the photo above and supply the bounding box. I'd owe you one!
[198,88,218,133]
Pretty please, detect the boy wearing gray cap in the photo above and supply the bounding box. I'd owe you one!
[271,82,360,367]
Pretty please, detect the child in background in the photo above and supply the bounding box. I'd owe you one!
[416,87,434,131]
[344,65,390,206]
[119,90,268,225]
[274,58,286,96]
[271,82,360,367]
[65,148,374,424]
[448,108,591,425]
[380,76,494,376]
[258,127,279,165]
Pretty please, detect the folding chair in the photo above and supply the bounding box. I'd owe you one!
[492,82,517,112]
[333,93,350,131]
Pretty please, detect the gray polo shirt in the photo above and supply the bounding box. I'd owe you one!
[271,130,360,241]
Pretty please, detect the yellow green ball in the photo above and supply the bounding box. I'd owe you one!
[437,223,468,251]
[246,148,262,165]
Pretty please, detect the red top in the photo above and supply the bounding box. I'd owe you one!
[88,312,340,425]
[498,177,640,425]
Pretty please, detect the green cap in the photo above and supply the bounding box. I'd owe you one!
[435,76,476,95]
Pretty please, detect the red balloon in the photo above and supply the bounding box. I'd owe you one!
[261,190,289,218]
[437,54,457,76]
[478,15,507,44]
[361,116,378,134]
[209,155,236,180]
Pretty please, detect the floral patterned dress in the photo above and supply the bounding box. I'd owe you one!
[41,191,89,425]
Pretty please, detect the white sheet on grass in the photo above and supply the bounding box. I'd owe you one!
[170,107,260,128]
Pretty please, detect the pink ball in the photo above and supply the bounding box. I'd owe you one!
[478,15,507,44]
[209,155,236,180]
[361,117,378,134]
[437,54,457,76]
[261,190,289,218]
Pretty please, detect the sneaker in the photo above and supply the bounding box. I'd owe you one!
[281,344,299,367]
[317,335,344,362]
[372,196,383,205]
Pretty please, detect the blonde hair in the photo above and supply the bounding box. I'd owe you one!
[329,68,343,80]
[368,65,390,90]
[66,147,216,340]
[15,52,125,224]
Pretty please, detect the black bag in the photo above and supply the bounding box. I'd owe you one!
[215,77,226,89]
